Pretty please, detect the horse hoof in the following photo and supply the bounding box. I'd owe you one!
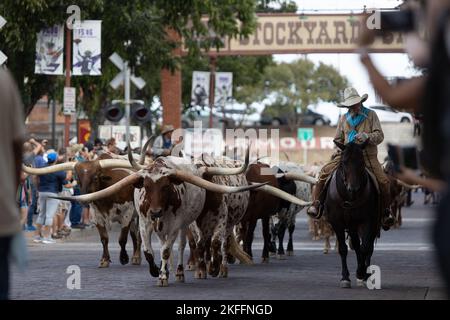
[157,278,169,287]
[340,280,351,288]
[261,257,269,264]
[98,260,110,268]
[175,274,185,283]
[119,253,129,265]
[131,256,141,265]
[286,251,294,256]
[269,251,276,257]
[186,264,196,271]
[323,249,329,254]
[356,278,365,287]
[277,254,286,260]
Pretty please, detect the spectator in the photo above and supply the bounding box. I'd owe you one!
[359,0,450,296]
[17,171,31,230]
[106,138,121,155]
[22,139,43,232]
[152,125,176,157]
[0,68,26,300]
[33,152,66,244]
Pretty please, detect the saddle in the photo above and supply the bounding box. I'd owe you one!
[318,168,380,215]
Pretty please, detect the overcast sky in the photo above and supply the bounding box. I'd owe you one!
[272,0,418,124]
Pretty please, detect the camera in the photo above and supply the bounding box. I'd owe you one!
[379,10,416,33]
[387,143,420,172]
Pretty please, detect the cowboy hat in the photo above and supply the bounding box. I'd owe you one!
[338,87,368,108]
[161,124,175,135]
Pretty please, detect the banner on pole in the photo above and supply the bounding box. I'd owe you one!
[73,20,102,76]
[214,72,233,107]
[78,119,91,144]
[35,25,64,75]
[191,71,210,107]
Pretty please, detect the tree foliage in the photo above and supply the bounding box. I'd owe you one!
[261,58,349,130]
[0,0,258,121]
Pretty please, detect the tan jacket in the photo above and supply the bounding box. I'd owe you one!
[335,108,384,157]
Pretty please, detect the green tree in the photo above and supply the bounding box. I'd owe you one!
[0,0,258,125]
[253,58,349,130]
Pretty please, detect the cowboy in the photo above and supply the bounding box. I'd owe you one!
[307,87,395,230]
[152,124,176,157]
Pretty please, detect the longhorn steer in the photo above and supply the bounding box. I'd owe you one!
[23,154,151,270]
[241,162,315,262]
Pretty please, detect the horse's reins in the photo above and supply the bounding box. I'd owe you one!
[337,164,370,210]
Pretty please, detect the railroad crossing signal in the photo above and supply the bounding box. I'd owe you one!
[109,53,146,90]
[109,52,146,147]
[0,16,7,65]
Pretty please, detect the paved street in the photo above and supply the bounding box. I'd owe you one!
[10,193,447,300]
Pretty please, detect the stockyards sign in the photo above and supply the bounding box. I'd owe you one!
[182,13,404,55]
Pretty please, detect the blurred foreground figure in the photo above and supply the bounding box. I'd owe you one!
[359,0,450,297]
[0,68,25,300]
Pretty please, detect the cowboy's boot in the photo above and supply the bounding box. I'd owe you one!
[307,179,325,219]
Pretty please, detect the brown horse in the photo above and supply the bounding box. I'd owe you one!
[324,140,380,288]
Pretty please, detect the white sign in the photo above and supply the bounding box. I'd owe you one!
[191,71,210,107]
[214,72,233,107]
[35,25,64,75]
[0,15,7,65]
[98,125,141,150]
[73,20,102,75]
[109,52,146,89]
[63,87,76,115]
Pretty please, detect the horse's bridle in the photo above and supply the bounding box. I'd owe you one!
[336,166,370,210]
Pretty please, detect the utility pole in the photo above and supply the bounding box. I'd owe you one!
[208,55,217,128]
[64,26,72,147]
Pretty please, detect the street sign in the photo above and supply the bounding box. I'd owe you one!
[298,128,314,141]
[109,52,146,89]
[0,16,7,65]
[63,87,76,115]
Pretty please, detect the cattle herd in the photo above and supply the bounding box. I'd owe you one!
[23,139,418,287]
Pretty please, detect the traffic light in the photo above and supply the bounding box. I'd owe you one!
[103,101,151,123]
[104,102,124,122]
[131,103,151,124]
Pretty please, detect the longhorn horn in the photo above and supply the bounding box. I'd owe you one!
[252,183,312,206]
[200,141,251,176]
[22,162,76,175]
[98,159,135,169]
[139,135,156,165]
[172,170,268,193]
[283,172,318,185]
[48,173,142,203]
[396,179,421,190]
[128,141,147,170]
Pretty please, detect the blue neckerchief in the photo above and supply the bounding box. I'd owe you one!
[346,106,369,143]
[163,137,172,149]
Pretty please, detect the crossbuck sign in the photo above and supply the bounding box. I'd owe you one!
[0,16,7,65]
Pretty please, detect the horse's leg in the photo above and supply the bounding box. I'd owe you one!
[324,235,331,254]
[335,225,351,288]
[348,229,364,285]
[360,225,377,282]
[262,216,271,263]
